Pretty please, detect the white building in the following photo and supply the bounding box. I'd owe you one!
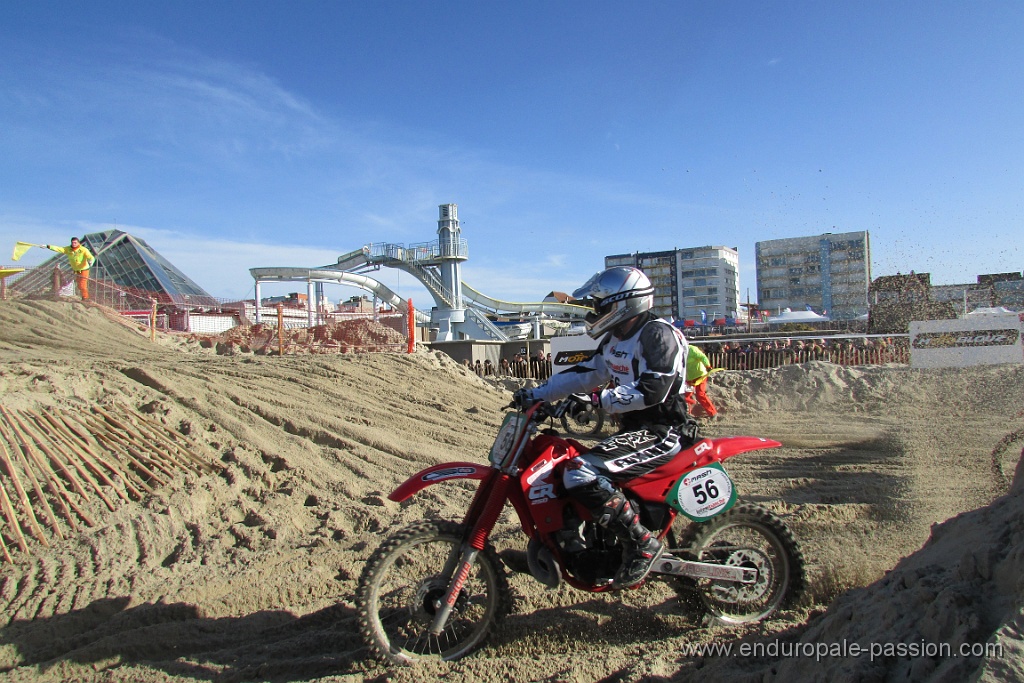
[605,246,741,324]
[755,231,871,320]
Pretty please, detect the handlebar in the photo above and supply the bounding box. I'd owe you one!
[505,397,572,421]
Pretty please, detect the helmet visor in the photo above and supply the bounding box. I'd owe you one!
[581,296,616,334]
[576,295,610,318]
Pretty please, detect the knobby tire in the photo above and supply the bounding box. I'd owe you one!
[559,404,605,438]
[356,520,512,664]
[674,503,805,624]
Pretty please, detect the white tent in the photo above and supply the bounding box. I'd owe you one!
[767,307,830,324]
[966,306,1016,316]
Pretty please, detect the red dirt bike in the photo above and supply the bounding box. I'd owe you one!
[356,398,805,664]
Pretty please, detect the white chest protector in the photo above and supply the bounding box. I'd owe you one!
[535,314,690,426]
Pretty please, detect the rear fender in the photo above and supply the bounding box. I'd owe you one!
[627,436,782,502]
[388,462,492,502]
[709,436,783,463]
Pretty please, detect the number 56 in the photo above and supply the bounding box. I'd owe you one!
[692,480,719,505]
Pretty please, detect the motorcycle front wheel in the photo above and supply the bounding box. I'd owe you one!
[559,403,605,438]
[677,504,805,624]
[356,520,512,664]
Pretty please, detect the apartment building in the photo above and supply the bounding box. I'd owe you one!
[929,272,1024,313]
[605,246,741,323]
[755,231,871,320]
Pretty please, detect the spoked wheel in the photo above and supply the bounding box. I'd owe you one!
[356,520,512,664]
[676,504,805,624]
[559,402,605,438]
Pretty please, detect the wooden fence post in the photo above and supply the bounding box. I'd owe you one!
[407,297,415,354]
[51,266,62,299]
[277,304,285,356]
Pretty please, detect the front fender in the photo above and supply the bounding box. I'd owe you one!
[388,461,492,502]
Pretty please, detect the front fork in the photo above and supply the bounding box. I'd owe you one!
[428,471,513,636]
[429,545,481,635]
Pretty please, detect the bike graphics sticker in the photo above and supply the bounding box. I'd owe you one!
[490,412,524,465]
[552,349,598,366]
[666,462,737,522]
[423,466,477,482]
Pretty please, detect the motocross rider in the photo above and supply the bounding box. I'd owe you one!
[513,266,700,588]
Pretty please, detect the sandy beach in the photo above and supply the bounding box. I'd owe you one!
[0,298,1021,682]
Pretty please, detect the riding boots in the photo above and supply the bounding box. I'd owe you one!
[604,494,664,588]
[575,481,664,588]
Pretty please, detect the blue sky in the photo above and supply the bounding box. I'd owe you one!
[2,2,1022,306]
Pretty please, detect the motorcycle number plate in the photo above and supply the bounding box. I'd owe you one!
[490,412,525,465]
[666,462,737,522]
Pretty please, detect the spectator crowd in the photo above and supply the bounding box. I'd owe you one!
[702,336,909,371]
[464,351,553,379]
[462,336,909,380]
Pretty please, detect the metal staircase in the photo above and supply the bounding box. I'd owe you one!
[463,307,511,342]
[401,262,457,308]
[334,247,370,271]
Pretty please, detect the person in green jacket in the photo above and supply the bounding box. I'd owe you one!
[46,237,95,300]
[685,344,718,418]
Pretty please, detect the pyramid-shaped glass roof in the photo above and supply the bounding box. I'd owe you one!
[11,230,218,307]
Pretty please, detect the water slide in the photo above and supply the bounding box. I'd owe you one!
[460,281,589,318]
[248,267,431,323]
[250,265,591,321]
[333,246,590,318]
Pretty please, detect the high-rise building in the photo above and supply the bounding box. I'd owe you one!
[605,246,740,323]
[755,231,871,320]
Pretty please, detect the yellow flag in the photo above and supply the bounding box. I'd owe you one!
[11,242,41,261]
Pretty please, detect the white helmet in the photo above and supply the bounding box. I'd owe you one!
[572,266,654,339]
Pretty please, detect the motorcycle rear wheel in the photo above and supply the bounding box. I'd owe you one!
[356,520,512,664]
[676,504,805,624]
[559,403,605,438]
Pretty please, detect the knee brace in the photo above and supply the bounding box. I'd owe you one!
[568,479,624,526]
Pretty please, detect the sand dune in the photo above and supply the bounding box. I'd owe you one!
[0,298,1021,682]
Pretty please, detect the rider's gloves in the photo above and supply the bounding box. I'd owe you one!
[511,388,538,410]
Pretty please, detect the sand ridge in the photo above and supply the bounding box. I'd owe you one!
[0,298,1021,682]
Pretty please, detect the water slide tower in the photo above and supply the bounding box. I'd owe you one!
[431,203,469,340]
[249,202,588,341]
